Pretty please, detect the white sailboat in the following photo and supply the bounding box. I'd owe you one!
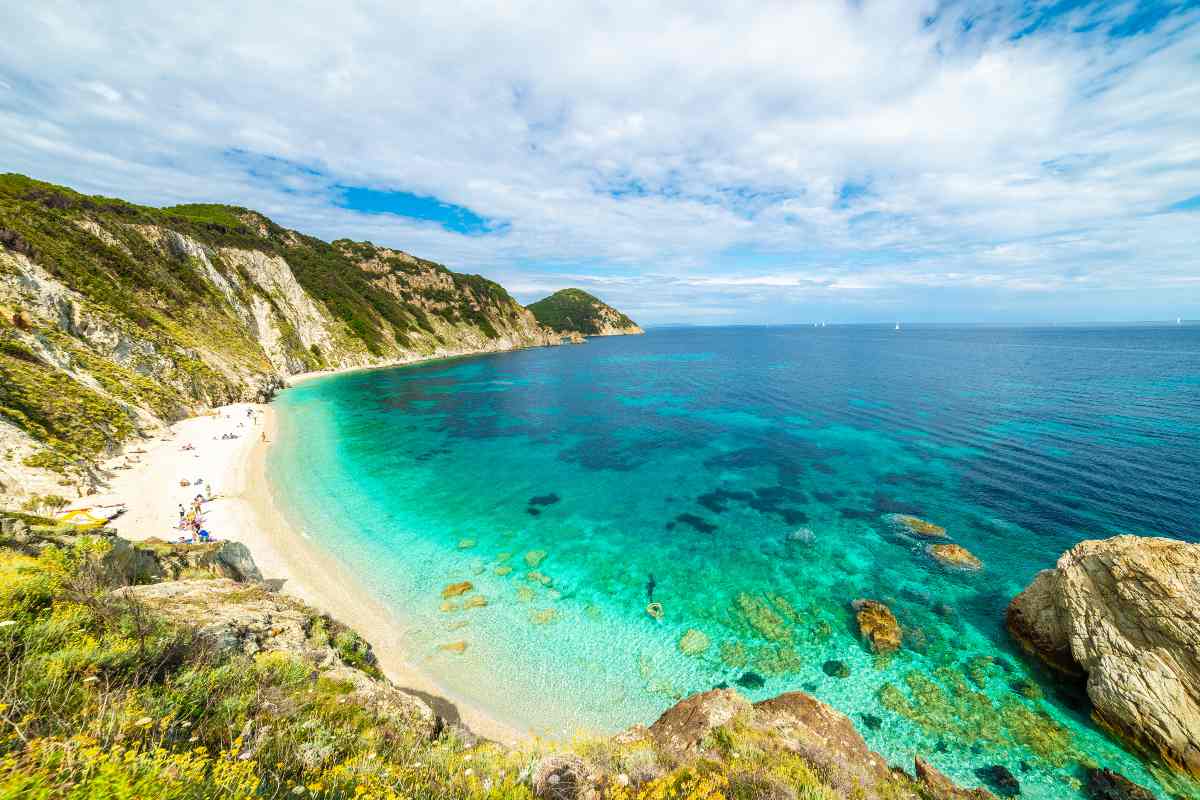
[894,322,900,331]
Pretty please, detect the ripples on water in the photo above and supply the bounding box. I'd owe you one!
[270,324,1200,799]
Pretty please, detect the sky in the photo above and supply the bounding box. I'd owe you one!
[1,1,1198,325]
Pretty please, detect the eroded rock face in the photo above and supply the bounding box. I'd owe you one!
[1007,535,1200,778]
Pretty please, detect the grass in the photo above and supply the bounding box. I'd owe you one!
[0,523,943,800]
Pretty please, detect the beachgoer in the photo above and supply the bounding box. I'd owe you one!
[178,504,185,519]
[198,528,211,542]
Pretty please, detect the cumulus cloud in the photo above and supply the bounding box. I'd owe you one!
[0,0,1197,322]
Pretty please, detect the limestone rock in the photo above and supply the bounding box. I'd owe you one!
[853,599,902,654]
[532,754,597,800]
[648,688,752,757]
[1007,535,1200,778]
[133,538,263,583]
[929,543,983,571]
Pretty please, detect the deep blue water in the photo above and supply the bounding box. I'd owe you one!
[270,324,1200,798]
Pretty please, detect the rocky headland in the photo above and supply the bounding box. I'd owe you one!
[1008,535,1200,787]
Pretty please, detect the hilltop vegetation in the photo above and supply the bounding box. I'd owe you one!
[527,289,642,337]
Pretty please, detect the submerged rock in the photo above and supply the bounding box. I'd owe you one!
[440,581,474,599]
[1084,768,1156,800]
[525,550,547,567]
[975,765,1019,797]
[823,659,851,679]
[852,599,902,655]
[929,543,983,571]
[463,595,487,609]
[438,640,468,653]
[886,513,949,539]
[678,628,711,656]
[736,671,765,690]
[1007,535,1200,778]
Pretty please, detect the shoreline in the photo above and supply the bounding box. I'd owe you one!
[287,339,571,387]
[89,400,527,745]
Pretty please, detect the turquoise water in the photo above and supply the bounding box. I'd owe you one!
[269,324,1200,798]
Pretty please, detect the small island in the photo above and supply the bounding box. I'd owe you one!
[527,288,644,339]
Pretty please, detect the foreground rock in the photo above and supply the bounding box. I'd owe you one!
[123,577,440,739]
[637,688,997,800]
[1007,535,1200,778]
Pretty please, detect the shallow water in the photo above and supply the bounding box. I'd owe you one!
[269,324,1200,798]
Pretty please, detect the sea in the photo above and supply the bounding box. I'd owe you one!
[268,323,1200,798]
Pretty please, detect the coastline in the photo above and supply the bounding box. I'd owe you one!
[89,400,527,745]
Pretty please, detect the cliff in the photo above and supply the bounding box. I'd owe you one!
[1007,535,1200,781]
[0,175,568,503]
[0,513,1025,800]
[527,288,644,338]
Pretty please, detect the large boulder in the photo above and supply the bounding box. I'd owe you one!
[532,754,597,800]
[1007,535,1200,777]
[647,688,752,757]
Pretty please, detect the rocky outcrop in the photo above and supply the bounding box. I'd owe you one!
[639,687,996,800]
[122,578,439,740]
[1007,535,1200,778]
[853,599,903,655]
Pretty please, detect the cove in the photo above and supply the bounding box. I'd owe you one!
[267,324,1200,799]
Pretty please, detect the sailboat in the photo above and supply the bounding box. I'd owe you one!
[894,322,900,331]
[1179,317,1183,325]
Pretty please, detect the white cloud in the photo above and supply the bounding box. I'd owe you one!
[0,0,1197,323]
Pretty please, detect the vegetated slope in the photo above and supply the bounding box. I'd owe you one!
[527,288,643,337]
[0,174,553,499]
[0,514,1014,800]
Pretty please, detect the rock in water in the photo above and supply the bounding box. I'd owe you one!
[975,765,1019,797]
[886,513,948,539]
[1084,768,1156,800]
[823,659,851,678]
[1007,535,1200,778]
[916,758,999,799]
[928,543,983,571]
[440,581,474,599]
[852,599,903,655]
[678,628,711,656]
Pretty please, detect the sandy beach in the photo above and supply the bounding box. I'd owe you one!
[86,401,526,745]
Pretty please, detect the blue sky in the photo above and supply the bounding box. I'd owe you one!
[1,1,1198,324]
